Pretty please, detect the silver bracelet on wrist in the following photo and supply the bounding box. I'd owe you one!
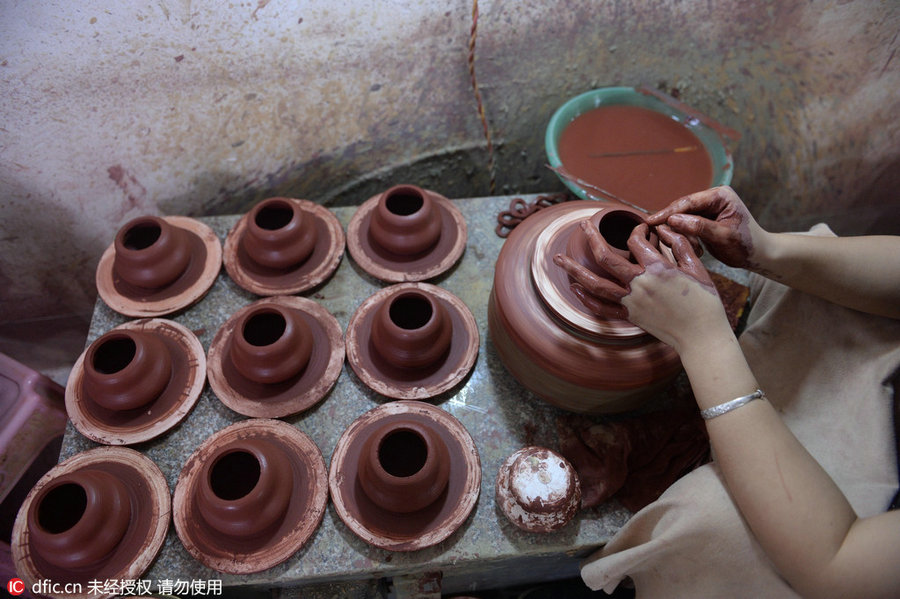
[700,389,767,420]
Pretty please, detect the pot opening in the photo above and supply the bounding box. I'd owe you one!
[122,220,162,250]
[242,310,287,347]
[389,294,432,330]
[255,200,294,230]
[92,335,136,374]
[597,211,643,252]
[38,482,87,534]
[209,450,261,500]
[385,191,424,216]
[378,429,427,477]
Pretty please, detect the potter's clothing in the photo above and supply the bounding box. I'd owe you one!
[581,224,900,598]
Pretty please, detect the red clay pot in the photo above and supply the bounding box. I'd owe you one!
[196,438,294,539]
[113,215,192,289]
[27,469,132,569]
[241,197,318,270]
[369,290,452,370]
[357,419,451,513]
[228,304,313,384]
[82,329,172,411]
[565,208,649,276]
[368,185,442,256]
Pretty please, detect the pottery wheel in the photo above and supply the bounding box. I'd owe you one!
[96,216,222,318]
[173,419,328,574]
[207,296,344,418]
[11,447,170,599]
[531,205,645,339]
[345,283,479,400]
[346,190,467,282]
[329,401,481,551]
[65,319,206,445]
[224,199,345,295]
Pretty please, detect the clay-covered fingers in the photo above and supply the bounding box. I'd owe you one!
[579,220,643,283]
[646,185,741,226]
[570,283,628,320]
[625,223,669,268]
[656,225,714,286]
[553,254,629,303]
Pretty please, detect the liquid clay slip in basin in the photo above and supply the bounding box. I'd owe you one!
[224,197,345,295]
[207,296,344,418]
[65,318,206,445]
[173,419,328,574]
[329,400,481,551]
[95,215,222,317]
[489,200,682,414]
[11,447,170,599]
[345,282,479,400]
[346,184,467,282]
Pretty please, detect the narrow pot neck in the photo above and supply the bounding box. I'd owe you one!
[82,329,172,411]
[242,198,318,270]
[370,291,452,370]
[229,304,313,384]
[114,215,191,289]
[369,185,442,256]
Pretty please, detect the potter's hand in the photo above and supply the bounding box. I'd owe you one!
[552,220,641,321]
[647,186,769,270]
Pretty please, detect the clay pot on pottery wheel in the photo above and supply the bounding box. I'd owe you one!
[488,200,682,414]
[95,215,222,317]
[345,283,478,400]
[65,319,206,445]
[329,401,480,551]
[173,419,328,574]
[207,296,344,418]
[346,184,467,282]
[11,447,170,599]
[224,197,345,295]
[495,446,581,533]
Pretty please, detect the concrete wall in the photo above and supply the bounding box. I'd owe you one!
[2,0,898,325]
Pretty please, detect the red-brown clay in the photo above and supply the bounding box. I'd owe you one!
[357,419,451,513]
[207,296,344,418]
[565,208,646,270]
[242,197,318,269]
[81,329,172,411]
[228,304,313,384]
[345,283,478,400]
[224,197,344,296]
[495,446,581,533]
[369,290,452,370]
[173,419,328,574]
[328,401,480,551]
[66,319,206,445]
[12,447,170,599]
[96,215,222,318]
[346,185,467,282]
[489,200,681,414]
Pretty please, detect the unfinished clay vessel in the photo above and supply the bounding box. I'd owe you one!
[357,419,451,513]
[173,419,328,574]
[346,184,467,282]
[224,197,344,296]
[345,283,478,400]
[11,447,170,597]
[96,215,222,318]
[328,401,480,551]
[207,296,344,418]
[489,200,681,414]
[66,319,206,445]
[495,446,581,533]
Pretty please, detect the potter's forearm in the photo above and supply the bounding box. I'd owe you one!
[753,233,900,319]
[678,325,866,597]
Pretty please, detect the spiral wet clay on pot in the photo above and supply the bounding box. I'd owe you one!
[228,304,313,385]
[357,420,451,513]
[369,290,452,370]
[82,329,172,411]
[241,197,318,270]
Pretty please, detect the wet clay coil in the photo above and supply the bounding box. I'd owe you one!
[173,419,328,574]
[329,401,480,551]
[11,447,170,599]
[96,215,222,317]
[346,184,467,282]
[488,200,682,414]
[65,318,206,445]
[224,197,344,296]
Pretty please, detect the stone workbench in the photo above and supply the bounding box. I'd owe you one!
[60,194,658,597]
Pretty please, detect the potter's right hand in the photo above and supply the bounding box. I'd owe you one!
[647,186,770,271]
